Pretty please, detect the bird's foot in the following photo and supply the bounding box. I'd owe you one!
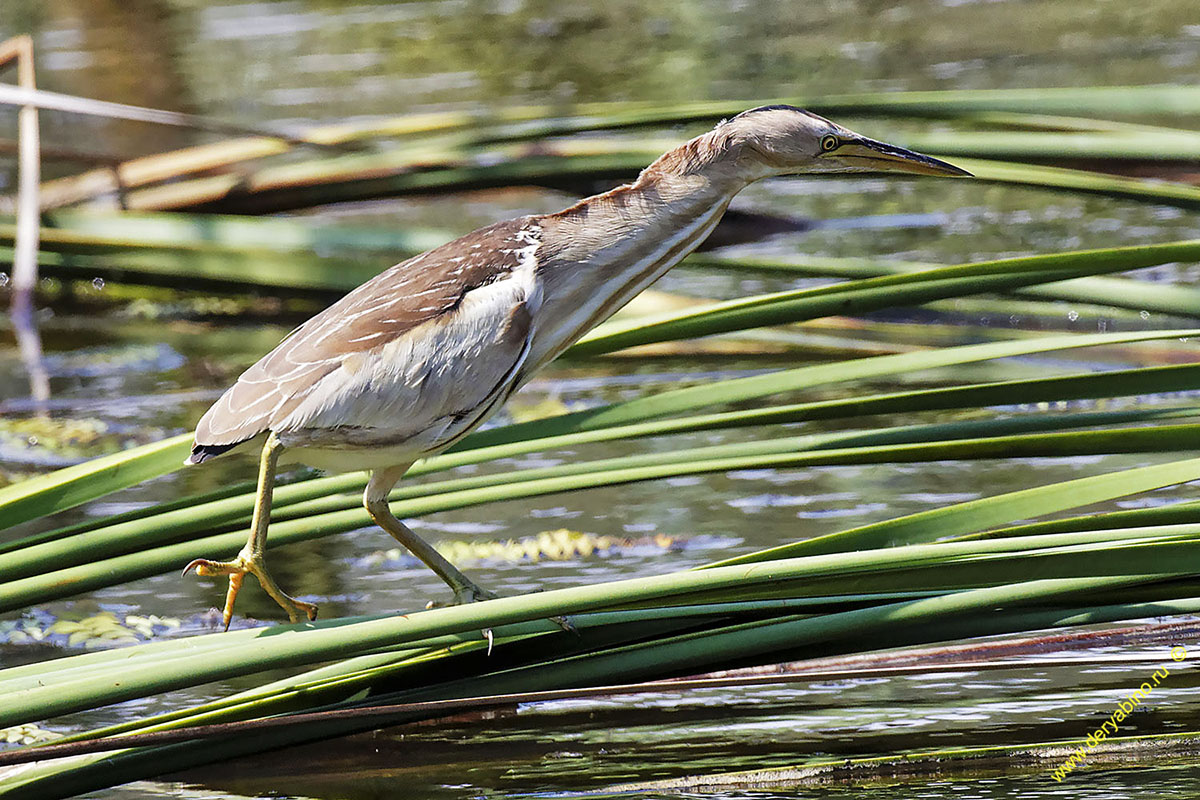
[424,579,499,609]
[452,583,500,606]
[425,581,574,639]
[183,551,318,630]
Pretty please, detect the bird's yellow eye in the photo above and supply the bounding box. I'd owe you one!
[820,135,840,152]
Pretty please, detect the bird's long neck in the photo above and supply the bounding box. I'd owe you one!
[524,164,745,373]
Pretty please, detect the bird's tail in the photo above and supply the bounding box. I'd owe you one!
[185,440,245,465]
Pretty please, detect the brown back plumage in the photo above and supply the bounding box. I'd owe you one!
[189,217,539,462]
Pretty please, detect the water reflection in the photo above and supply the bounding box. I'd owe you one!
[167,649,1200,799]
[8,279,49,414]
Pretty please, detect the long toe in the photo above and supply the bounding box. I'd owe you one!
[454,584,500,605]
[218,571,247,631]
[280,596,319,624]
[184,554,314,627]
[421,581,574,642]
[181,555,252,630]
[241,558,318,624]
[425,581,500,609]
[182,557,244,578]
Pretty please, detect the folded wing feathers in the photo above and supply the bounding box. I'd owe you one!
[190,217,539,462]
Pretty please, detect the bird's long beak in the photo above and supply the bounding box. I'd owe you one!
[836,137,973,177]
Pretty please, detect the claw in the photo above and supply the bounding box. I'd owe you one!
[183,557,234,578]
[220,571,245,631]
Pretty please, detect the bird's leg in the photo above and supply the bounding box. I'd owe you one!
[183,433,318,628]
[365,467,574,635]
[365,466,497,605]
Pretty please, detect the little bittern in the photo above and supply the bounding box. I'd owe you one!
[185,106,971,626]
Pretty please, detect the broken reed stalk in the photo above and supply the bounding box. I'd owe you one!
[0,84,358,152]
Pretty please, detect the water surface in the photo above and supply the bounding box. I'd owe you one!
[2,1,1200,798]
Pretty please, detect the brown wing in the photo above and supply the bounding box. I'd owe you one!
[189,217,539,462]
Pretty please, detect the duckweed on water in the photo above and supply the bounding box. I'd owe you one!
[0,724,62,746]
[361,528,682,567]
[0,417,110,461]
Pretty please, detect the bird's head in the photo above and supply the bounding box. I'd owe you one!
[707,105,971,181]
